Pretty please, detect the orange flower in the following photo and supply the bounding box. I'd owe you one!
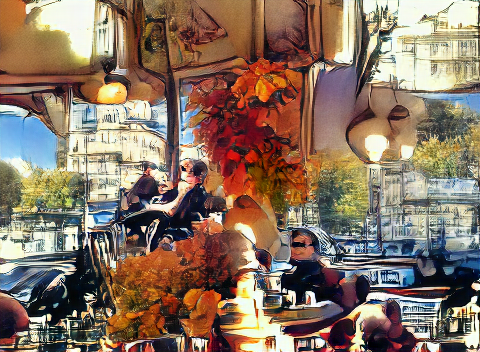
[226,149,242,163]
[284,69,303,91]
[223,163,247,196]
[250,58,272,75]
[255,76,277,102]
[271,75,288,89]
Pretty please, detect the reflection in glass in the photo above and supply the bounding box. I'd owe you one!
[141,21,169,74]
[369,0,480,91]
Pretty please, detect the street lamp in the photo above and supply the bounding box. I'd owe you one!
[97,82,128,104]
[346,85,428,255]
[96,74,131,104]
[365,135,388,254]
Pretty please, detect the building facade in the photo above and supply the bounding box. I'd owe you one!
[395,1,480,91]
[66,99,168,227]
[367,163,480,255]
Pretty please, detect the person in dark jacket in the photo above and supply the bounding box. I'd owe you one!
[149,161,211,251]
[281,228,369,309]
[127,162,160,212]
[281,228,342,305]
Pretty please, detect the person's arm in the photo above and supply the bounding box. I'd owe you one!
[146,182,192,216]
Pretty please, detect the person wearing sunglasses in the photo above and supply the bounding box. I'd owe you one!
[282,228,369,310]
[282,228,340,305]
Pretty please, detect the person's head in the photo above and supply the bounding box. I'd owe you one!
[145,23,165,53]
[290,228,320,261]
[192,161,208,184]
[143,162,158,175]
[328,319,356,350]
[150,24,163,42]
[180,159,194,183]
[386,300,402,325]
[367,328,391,352]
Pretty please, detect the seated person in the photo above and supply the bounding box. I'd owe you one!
[126,162,160,212]
[147,161,211,251]
[123,160,196,248]
[281,228,369,310]
[155,184,178,204]
[151,158,194,205]
[281,228,341,305]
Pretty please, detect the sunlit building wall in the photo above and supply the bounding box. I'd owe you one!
[395,1,480,91]
[66,101,167,202]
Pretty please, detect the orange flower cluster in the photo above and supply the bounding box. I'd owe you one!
[186,58,307,211]
[107,229,252,341]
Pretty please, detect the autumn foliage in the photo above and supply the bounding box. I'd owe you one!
[107,229,254,341]
[186,59,306,211]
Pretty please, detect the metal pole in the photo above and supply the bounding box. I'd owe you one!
[378,166,383,254]
[426,201,431,252]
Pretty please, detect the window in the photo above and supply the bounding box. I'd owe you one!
[402,43,414,53]
[460,41,468,56]
[431,63,438,75]
[95,3,115,58]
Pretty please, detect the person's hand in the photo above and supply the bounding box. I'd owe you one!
[159,237,173,251]
[178,181,193,195]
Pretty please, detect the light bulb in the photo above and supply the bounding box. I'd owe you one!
[400,145,415,160]
[365,135,388,162]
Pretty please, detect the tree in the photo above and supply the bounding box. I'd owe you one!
[419,100,478,142]
[0,161,22,221]
[310,151,369,235]
[22,168,85,211]
[412,136,468,178]
[465,124,480,179]
[414,100,480,179]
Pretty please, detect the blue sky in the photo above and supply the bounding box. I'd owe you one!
[417,93,480,112]
[0,112,57,169]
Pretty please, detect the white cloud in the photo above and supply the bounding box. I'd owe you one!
[0,105,29,117]
[4,157,33,177]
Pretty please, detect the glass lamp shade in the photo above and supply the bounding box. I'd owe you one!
[97,82,128,104]
[365,135,388,162]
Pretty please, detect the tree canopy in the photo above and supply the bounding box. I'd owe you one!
[22,168,85,210]
[412,136,468,178]
[0,160,22,217]
[414,100,480,179]
[419,100,478,142]
[309,150,368,235]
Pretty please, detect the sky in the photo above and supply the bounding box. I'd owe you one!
[0,106,57,170]
[364,0,399,14]
[364,0,457,26]
[417,93,480,112]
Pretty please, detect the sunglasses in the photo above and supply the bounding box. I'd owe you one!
[291,242,313,248]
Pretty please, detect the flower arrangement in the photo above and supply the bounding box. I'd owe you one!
[187,58,306,212]
[106,229,253,341]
